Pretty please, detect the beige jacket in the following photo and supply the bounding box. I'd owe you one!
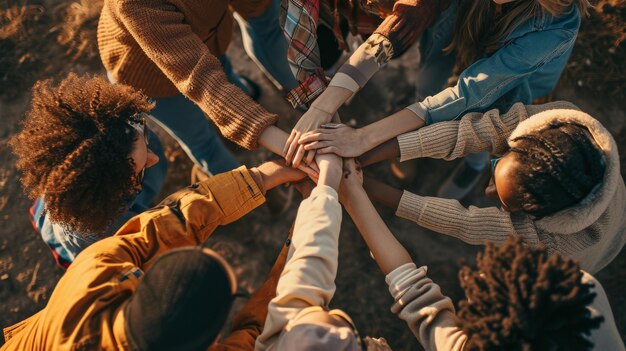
[255,186,343,350]
[386,263,625,350]
[395,102,626,273]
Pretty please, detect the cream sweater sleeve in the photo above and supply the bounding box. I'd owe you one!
[255,186,342,351]
[396,191,542,247]
[397,102,579,162]
[386,263,467,351]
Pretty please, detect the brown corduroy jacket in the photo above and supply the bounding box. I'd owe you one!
[98,0,277,149]
[2,167,287,351]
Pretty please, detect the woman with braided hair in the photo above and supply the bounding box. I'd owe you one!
[356,101,626,273]
[340,159,624,350]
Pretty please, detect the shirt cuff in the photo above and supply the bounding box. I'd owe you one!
[385,263,428,299]
[336,34,393,88]
[328,73,360,93]
[405,102,429,123]
[287,69,329,108]
[397,131,424,162]
[310,185,339,202]
[395,190,426,223]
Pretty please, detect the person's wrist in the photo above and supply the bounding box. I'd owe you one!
[311,86,350,114]
[341,184,365,211]
[358,126,377,153]
[318,163,342,191]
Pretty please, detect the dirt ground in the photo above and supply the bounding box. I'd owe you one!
[1,6,625,351]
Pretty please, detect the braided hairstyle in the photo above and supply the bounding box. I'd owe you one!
[507,122,604,218]
[10,73,154,234]
[457,236,603,351]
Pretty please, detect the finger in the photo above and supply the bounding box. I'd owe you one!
[292,144,306,168]
[299,132,333,144]
[284,132,301,166]
[309,161,320,173]
[317,146,339,155]
[305,149,316,166]
[303,141,331,151]
[297,163,318,178]
[283,129,297,156]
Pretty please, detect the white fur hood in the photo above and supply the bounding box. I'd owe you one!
[508,106,622,234]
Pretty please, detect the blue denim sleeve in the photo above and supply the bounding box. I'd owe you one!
[417,27,577,124]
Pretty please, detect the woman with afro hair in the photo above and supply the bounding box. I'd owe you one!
[353,101,625,274]
[339,158,624,350]
[10,73,167,267]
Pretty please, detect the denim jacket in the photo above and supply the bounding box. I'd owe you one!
[408,0,581,124]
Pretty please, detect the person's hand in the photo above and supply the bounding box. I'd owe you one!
[283,106,335,169]
[299,123,369,157]
[364,337,392,351]
[255,160,309,191]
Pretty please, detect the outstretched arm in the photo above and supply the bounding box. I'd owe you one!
[341,161,412,274]
[341,162,467,350]
[255,153,343,350]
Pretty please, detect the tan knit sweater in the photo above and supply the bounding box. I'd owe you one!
[98,0,276,149]
[395,102,626,274]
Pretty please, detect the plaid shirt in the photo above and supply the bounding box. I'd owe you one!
[282,0,447,107]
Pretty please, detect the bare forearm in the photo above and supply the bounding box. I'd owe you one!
[259,125,289,156]
[358,138,401,166]
[363,177,402,211]
[344,187,412,275]
[312,86,353,113]
[317,154,342,191]
[360,109,425,152]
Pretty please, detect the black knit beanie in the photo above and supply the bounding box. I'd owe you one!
[124,247,234,351]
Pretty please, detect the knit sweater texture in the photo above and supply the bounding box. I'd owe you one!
[395,102,626,273]
[98,0,276,149]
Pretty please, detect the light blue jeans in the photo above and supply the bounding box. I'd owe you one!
[415,1,488,171]
[235,0,299,92]
[151,0,301,175]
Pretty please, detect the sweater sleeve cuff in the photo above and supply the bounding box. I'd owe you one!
[396,191,426,223]
[328,73,360,93]
[405,102,429,123]
[310,185,339,202]
[385,263,428,299]
[286,69,329,108]
[336,34,393,88]
[397,130,424,162]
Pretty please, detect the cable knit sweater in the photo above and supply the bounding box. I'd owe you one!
[386,263,625,350]
[395,102,626,273]
[98,0,276,149]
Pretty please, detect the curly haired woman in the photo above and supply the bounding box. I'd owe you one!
[340,158,624,350]
[11,74,317,268]
[10,73,167,267]
[355,101,625,274]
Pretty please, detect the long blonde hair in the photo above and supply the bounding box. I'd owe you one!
[446,0,591,73]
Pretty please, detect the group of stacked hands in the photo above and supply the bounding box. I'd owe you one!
[3,0,626,349]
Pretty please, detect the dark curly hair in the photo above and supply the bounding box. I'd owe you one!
[508,122,605,218]
[9,73,154,234]
[457,236,603,351]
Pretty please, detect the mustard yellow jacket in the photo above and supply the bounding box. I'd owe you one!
[2,166,284,351]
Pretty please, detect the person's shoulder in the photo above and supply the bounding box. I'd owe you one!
[533,4,581,32]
